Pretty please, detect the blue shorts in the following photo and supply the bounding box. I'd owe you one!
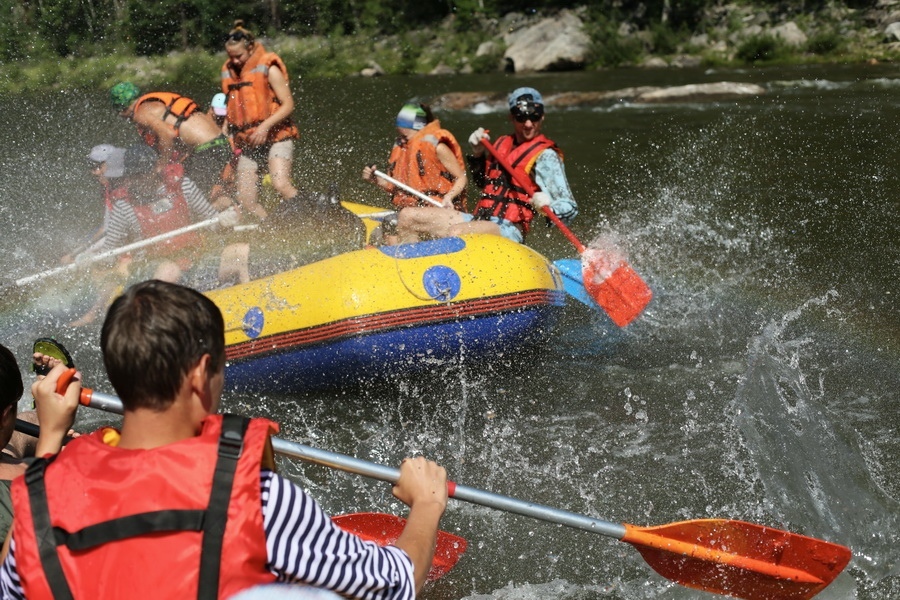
[460,214,524,244]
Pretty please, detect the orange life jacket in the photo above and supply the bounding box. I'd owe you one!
[11,415,278,599]
[220,44,299,148]
[387,120,467,211]
[133,92,199,154]
[129,168,198,255]
[474,133,561,237]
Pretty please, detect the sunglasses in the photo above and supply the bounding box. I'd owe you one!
[511,104,544,123]
[224,31,249,43]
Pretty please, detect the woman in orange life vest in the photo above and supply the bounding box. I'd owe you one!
[361,102,468,244]
[109,84,234,203]
[221,20,300,221]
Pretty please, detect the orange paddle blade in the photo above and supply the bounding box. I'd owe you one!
[622,520,851,600]
[333,512,467,581]
[582,258,653,327]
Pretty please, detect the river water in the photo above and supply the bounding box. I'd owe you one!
[0,64,897,599]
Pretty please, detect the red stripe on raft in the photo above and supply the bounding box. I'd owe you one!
[226,290,560,361]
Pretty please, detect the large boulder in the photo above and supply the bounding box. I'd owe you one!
[503,10,592,72]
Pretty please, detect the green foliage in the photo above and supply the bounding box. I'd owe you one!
[735,34,790,63]
[0,0,897,93]
[650,23,683,55]
[806,30,844,56]
[584,13,644,67]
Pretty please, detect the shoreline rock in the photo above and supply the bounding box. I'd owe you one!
[431,82,766,111]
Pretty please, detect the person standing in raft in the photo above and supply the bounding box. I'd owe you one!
[0,280,448,599]
[362,102,468,244]
[109,82,235,203]
[386,87,578,245]
[221,20,300,221]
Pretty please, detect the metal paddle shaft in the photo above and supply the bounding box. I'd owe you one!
[80,385,622,538]
[78,384,850,599]
[478,138,652,327]
[373,170,443,208]
[14,213,227,287]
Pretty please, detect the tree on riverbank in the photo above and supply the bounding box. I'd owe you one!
[1,0,898,93]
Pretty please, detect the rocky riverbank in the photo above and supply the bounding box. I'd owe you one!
[4,2,900,95]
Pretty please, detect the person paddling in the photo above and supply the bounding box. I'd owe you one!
[109,82,235,202]
[0,280,448,598]
[362,102,468,244]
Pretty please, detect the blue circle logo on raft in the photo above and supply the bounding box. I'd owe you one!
[242,307,265,338]
[422,265,461,301]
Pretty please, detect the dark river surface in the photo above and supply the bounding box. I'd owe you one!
[0,64,897,599]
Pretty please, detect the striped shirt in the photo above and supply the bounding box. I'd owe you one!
[99,176,218,252]
[0,470,416,599]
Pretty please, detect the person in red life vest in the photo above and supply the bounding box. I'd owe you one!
[382,87,578,245]
[63,145,136,328]
[109,82,235,203]
[221,20,300,221]
[1,280,448,599]
[61,144,128,265]
[361,102,468,244]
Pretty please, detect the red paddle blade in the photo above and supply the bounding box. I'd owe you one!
[332,512,467,581]
[581,250,652,327]
[622,520,851,600]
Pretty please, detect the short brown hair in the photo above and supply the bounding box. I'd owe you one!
[101,280,225,411]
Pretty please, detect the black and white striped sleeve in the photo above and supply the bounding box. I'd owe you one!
[0,538,25,600]
[180,177,218,221]
[98,201,140,252]
[261,470,416,600]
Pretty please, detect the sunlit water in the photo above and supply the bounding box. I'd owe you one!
[0,64,897,598]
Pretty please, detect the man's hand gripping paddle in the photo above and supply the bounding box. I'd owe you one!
[479,137,653,327]
[54,365,850,598]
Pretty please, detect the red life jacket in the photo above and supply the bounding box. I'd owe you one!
[387,120,467,211]
[129,170,197,255]
[474,133,561,237]
[103,182,130,212]
[11,414,279,599]
[133,92,199,154]
[220,43,299,148]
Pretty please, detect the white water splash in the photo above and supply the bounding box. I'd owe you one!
[730,292,900,587]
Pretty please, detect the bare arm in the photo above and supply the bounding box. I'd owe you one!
[391,456,448,594]
[132,105,175,168]
[30,361,80,457]
[435,143,467,207]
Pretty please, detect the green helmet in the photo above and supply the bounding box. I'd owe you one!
[109,82,140,111]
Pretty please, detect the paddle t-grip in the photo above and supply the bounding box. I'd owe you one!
[55,367,94,407]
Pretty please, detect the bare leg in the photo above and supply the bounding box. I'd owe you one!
[236,161,268,221]
[395,207,470,244]
[446,220,504,238]
[218,243,251,285]
[153,261,184,283]
[268,154,297,201]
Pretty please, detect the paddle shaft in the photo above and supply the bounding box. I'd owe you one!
[480,139,586,252]
[14,214,225,287]
[77,387,625,539]
[373,170,443,208]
